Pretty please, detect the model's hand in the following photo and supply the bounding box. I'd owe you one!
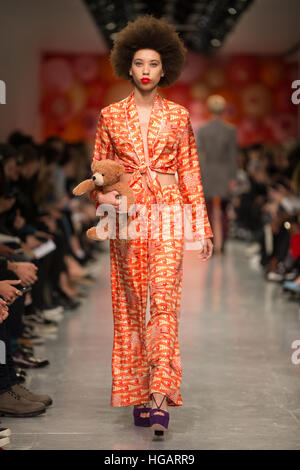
[197,238,213,261]
[97,191,121,212]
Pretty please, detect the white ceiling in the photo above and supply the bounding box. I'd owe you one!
[0,0,108,54]
[221,0,300,57]
[1,0,299,57]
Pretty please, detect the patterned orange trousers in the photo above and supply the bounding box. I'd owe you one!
[109,184,185,408]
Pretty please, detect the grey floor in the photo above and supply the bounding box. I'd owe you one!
[3,240,300,450]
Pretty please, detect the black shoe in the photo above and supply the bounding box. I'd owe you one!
[18,344,35,356]
[15,367,27,383]
[53,290,81,310]
[23,311,58,327]
[20,326,45,345]
[15,367,27,378]
[12,350,50,369]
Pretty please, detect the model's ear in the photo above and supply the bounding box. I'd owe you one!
[129,68,132,76]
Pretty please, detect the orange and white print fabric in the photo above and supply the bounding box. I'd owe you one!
[110,185,185,407]
[90,91,213,408]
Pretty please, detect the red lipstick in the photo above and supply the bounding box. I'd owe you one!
[141,78,150,83]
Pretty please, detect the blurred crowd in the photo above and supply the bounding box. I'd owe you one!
[0,131,103,447]
[229,140,300,299]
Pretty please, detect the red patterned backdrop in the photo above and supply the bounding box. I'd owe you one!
[40,51,298,147]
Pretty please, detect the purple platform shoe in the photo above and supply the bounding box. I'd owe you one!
[149,394,169,436]
[133,404,151,427]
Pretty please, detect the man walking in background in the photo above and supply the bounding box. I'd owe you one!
[196,95,238,254]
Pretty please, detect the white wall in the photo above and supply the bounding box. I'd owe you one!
[0,0,108,142]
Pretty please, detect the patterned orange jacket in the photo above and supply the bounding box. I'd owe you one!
[91,90,213,242]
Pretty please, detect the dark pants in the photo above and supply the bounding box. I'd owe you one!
[0,269,25,339]
[260,224,291,268]
[30,234,68,308]
[0,316,19,395]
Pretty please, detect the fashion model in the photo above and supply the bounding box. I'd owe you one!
[89,15,214,437]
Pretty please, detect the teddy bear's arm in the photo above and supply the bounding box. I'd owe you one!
[72,179,95,196]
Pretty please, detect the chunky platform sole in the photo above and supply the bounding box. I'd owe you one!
[149,394,169,437]
[151,422,167,436]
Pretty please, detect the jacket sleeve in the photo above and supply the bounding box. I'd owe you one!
[176,111,213,243]
[89,110,115,208]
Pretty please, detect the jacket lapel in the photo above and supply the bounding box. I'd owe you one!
[124,91,167,165]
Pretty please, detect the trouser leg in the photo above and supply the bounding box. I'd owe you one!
[145,186,185,407]
[109,233,150,407]
[109,186,185,407]
[146,237,184,407]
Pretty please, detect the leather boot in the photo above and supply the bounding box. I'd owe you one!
[11,384,52,407]
[0,389,46,417]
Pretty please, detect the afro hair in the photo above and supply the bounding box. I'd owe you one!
[110,15,187,87]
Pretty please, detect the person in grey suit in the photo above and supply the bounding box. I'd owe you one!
[196,95,238,253]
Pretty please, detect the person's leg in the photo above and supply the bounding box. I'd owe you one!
[31,255,52,309]
[109,192,150,408]
[274,225,290,263]
[145,185,185,409]
[220,198,229,252]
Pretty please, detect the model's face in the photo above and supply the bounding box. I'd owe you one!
[129,49,164,91]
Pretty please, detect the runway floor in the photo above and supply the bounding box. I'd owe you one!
[3,239,300,450]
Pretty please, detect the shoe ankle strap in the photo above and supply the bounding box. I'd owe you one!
[152,394,166,410]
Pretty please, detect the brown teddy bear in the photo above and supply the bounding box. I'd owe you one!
[72,159,135,240]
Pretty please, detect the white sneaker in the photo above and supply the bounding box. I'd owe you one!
[34,324,58,335]
[43,312,63,322]
[245,242,260,257]
[42,306,64,315]
[37,308,64,322]
[267,271,284,282]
